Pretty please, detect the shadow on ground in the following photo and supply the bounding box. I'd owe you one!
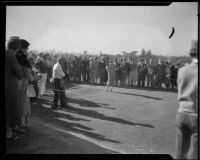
[37,93,155,129]
[112,91,163,100]
[118,85,177,93]
[69,97,115,110]
[32,98,120,144]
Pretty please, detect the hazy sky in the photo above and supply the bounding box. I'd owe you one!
[6,3,198,56]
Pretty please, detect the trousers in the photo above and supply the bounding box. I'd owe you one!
[175,112,198,159]
[51,78,66,108]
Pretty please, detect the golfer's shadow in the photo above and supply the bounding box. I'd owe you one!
[68,97,115,110]
[67,97,155,128]
[33,97,120,144]
[40,91,154,128]
[112,91,163,100]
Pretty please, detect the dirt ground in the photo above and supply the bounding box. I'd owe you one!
[7,83,178,156]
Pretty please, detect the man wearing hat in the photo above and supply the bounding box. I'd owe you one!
[174,39,198,159]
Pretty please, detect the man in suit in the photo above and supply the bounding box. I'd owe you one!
[174,39,198,159]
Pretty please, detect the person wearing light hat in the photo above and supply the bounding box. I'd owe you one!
[175,39,198,159]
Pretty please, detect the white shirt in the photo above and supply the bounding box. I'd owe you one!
[52,62,65,79]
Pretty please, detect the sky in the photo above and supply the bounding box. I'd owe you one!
[6,3,198,56]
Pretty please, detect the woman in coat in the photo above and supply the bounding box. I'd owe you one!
[5,37,23,139]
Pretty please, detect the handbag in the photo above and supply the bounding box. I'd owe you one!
[26,84,36,97]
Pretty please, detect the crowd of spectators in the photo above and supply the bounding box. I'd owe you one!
[28,52,186,91]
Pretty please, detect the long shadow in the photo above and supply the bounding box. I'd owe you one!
[118,85,178,93]
[34,98,90,122]
[69,97,115,110]
[63,97,154,128]
[112,91,163,100]
[67,105,154,128]
[42,90,112,109]
[32,98,120,144]
[38,95,154,128]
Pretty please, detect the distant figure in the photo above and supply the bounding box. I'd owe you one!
[146,61,154,88]
[175,39,198,159]
[80,56,87,83]
[160,60,166,87]
[74,56,81,83]
[165,61,171,89]
[114,58,121,87]
[128,58,137,87]
[170,64,178,90]
[85,58,90,84]
[154,62,162,88]
[93,57,99,84]
[106,60,116,92]
[99,57,106,85]
[89,57,95,84]
[120,57,129,87]
[67,56,74,82]
[137,58,148,87]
